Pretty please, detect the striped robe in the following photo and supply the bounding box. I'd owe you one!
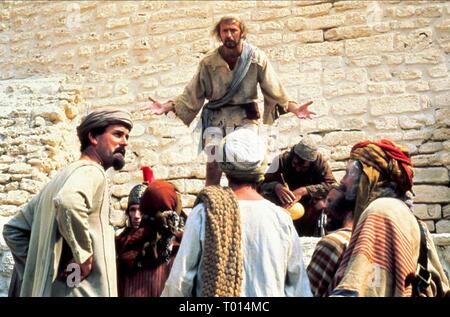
[331,197,450,297]
[307,228,352,297]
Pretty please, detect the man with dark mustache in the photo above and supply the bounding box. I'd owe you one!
[3,108,133,297]
[142,16,315,186]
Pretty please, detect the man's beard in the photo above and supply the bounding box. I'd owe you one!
[223,39,239,49]
[325,195,355,232]
[112,155,125,170]
[112,147,126,170]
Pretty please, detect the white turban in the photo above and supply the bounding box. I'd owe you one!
[219,128,267,183]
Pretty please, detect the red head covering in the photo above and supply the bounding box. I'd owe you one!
[139,180,182,216]
[350,139,414,194]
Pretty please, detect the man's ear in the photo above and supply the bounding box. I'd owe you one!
[88,132,98,146]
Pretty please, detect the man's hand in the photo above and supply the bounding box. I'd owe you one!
[288,100,315,119]
[292,187,308,201]
[140,96,174,115]
[275,183,296,207]
[79,255,93,281]
[58,255,93,282]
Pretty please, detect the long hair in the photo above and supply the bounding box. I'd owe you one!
[211,16,248,41]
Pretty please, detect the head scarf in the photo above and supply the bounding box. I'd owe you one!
[350,139,414,225]
[218,128,267,183]
[139,180,184,264]
[77,108,133,143]
[116,180,184,270]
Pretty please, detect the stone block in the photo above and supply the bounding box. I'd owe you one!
[350,55,382,67]
[413,204,442,220]
[369,70,392,82]
[399,114,435,129]
[0,205,17,217]
[304,14,345,31]
[418,142,444,154]
[325,25,373,41]
[392,70,422,80]
[106,17,130,29]
[372,117,399,130]
[331,96,368,115]
[415,5,443,18]
[185,179,205,194]
[436,220,450,234]
[405,49,443,65]
[322,131,366,147]
[428,64,448,78]
[406,80,430,92]
[432,129,450,141]
[296,41,344,59]
[413,185,450,203]
[443,204,450,219]
[324,82,365,98]
[251,8,290,21]
[341,118,367,130]
[180,194,197,208]
[0,174,10,185]
[424,220,435,233]
[345,34,394,57]
[367,83,385,94]
[330,145,352,161]
[292,3,332,17]
[112,172,131,185]
[435,93,450,108]
[429,78,450,92]
[370,95,421,116]
[282,30,323,44]
[0,190,30,206]
[19,179,44,194]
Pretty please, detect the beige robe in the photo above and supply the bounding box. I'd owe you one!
[3,160,117,297]
[173,44,293,127]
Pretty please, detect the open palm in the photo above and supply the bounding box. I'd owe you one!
[293,101,315,119]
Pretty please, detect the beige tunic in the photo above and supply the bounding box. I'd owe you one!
[173,44,293,127]
[3,160,117,297]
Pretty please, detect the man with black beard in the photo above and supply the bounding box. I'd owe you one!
[142,16,315,186]
[306,188,353,297]
[3,108,133,297]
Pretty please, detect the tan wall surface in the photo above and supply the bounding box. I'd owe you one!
[0,0,449,296]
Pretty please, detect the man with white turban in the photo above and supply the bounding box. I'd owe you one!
[162,128,312,297]
[4,108,133,297]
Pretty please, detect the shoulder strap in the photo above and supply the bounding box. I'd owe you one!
[412,220,431,296]
[198,43,255,148]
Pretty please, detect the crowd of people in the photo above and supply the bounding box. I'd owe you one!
[2,16,449,297]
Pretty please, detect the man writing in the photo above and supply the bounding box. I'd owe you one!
[142,16,314,185]
[261,137,337,236]
[3,108,133,297]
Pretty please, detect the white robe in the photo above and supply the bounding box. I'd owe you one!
[162,199,312,297]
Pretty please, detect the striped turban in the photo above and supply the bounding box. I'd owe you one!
[77,108,133,145]
[349,139,414,224]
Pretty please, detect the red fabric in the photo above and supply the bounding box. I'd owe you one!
[141,166,155,183]
[140,180,180,216]
[351,139,413,191]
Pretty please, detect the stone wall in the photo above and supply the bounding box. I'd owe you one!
[0,0,449,296]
